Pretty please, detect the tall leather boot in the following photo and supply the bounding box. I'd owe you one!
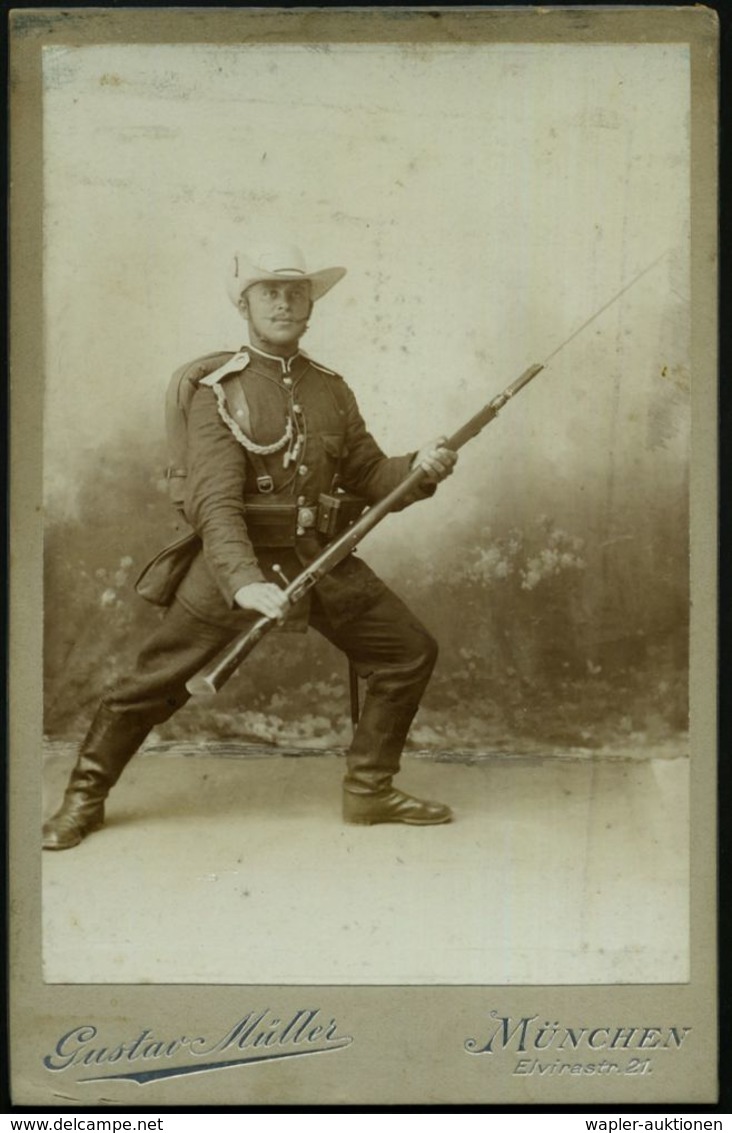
[42,704,152,851]
[342,697,452,826]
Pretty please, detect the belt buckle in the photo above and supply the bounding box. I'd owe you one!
[297,505,316,530]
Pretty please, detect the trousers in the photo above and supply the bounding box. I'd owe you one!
[99,586,438,793]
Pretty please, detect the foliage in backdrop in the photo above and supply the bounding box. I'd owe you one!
[44,425,688,755]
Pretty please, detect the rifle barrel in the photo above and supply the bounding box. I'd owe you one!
[186,616,271,696]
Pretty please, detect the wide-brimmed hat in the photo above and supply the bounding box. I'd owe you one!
[226,244,346,306]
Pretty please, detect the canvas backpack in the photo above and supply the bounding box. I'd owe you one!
[165,350,245,509]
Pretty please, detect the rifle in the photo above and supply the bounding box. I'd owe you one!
[185,250,669,697]
[185,362,544,696]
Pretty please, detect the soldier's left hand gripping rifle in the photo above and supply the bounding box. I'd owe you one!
[185,361,544,696]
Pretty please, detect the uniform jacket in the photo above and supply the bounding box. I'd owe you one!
[171,344,433,630]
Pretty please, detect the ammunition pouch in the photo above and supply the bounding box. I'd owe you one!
[316,492,367,539]
[242,492,366,547]
[242,496,299,547]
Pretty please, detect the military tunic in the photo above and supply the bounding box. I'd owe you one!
[175,345,433,630]
[99,342,439,796]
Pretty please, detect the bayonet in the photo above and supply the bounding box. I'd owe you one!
[186,253,668,696]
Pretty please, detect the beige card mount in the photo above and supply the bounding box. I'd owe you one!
[9,6,718,1107]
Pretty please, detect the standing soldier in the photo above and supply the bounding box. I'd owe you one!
[43,243,458,851]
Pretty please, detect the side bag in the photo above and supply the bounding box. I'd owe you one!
[135,530,201,607]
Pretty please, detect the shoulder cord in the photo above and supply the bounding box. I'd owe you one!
[211,381,293,456]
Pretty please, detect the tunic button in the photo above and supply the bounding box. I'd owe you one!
[297,495,306,506]
[296,525,305,536]
[298,465,308,476]
[236,410,245,419]
[293,403,302,413]
[283,376,293,386]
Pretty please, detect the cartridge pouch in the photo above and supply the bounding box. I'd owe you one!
[316,492,368,539]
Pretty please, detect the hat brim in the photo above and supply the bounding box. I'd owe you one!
[228,262,346,305]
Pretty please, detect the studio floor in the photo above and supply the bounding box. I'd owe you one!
[42,746,689,986]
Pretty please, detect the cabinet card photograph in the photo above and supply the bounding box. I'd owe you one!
[9,5,718,1107]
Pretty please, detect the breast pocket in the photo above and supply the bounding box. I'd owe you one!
[320,432,346,461]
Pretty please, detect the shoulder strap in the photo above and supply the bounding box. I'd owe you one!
[304,356,338,378]
[198,350,251,388]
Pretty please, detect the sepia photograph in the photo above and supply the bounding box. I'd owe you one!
[10,5,718,1106]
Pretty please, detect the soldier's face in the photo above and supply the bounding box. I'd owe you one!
[240,281,313,354]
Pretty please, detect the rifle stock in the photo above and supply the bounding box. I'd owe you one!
[185,362,543,696]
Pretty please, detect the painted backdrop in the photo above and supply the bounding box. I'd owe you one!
[43,41,690,753]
